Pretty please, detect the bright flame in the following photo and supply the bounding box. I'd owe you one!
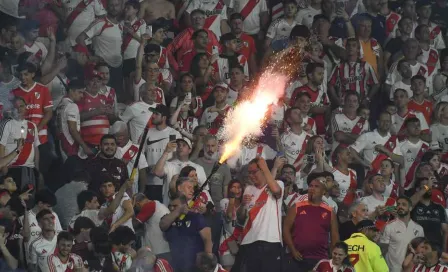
[219,74,288,163]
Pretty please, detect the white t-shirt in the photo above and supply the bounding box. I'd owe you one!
[350,129,402,165]
[56,97,80,160]
[266,18,298,49]
[101,192,134,232]
[47,74,68,108]
[0,118,40,168]
[391,110,429,135]
[121,18,147,60]
[295,6,321,29]
[241,181,284,245]
[162,159,208,205]
[280,130,311,165]
[62,0,106,46]
[115,140,149,194]
[380,219,424,272]
[29,234,58,272]
[144,126,181,166]
[390,81,412,101]
[120,101,157,144]
[68,209,103,231]
[227,144,277,170]
[430,123,448,152]
[360,195,392,214]
[233,0,268,35]
[85,17,123,67]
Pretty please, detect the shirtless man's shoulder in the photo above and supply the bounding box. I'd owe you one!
[139,0,175,24]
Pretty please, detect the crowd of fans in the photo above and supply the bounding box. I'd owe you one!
[2,0,448,270]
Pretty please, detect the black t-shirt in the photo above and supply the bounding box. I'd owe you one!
[411,201,447,246]
[85,157,129,195]
[431,4,448,36]
[384,38,405,66]
[0,219,22,260]
[339,220,357,241]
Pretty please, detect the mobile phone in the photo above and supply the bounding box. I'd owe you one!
[306,154,315,164]
[184,92,192,105]
[146,25,153,37]
[385,206,395,212]
[169,135,176,142]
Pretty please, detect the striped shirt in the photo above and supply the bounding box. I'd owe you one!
[413,263,448,272]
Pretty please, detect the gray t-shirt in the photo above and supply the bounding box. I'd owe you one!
[53,181,88,229]
[194,157,231,212]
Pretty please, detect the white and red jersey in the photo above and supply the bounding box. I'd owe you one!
[215,55,249,84]
[119,101,156,144]
[431,123,448,153]
[350,129,402,173]
[133,78,165,104]
[332,167,357,205]
[328,61,379,100]
[266,18,298,47]
[399,139,430,189]
[99,86,117,110]
[56,97,80,159]
[385,11,401,38]
[391,110,429,138]
[84,17,123,68]
[384,178,399,200]
[233,0,268,35]
[12,82,53,143]
[176,116,199,135]
[428,22,446,50]
[295,7,321,29]
[386,60,428,86]
[47,253,84,272]
[170,95,204,117]
[313,259,355,272]
[361,195,396,215]
[280,130,311,168]
[302,116,316,135]
[111,249,133,271]
[241,181,284,245]
[227,143,277,170]
[200,104,232,135]
[413,263,448,272]
[121,18,146,60]
[158,46,169,70]
[29,234,58,272]
[62,0,106,46]
[24,41,48,63]
[0,118,40,168]
[417,47,440,76]
[186,0,229,38]
[77,91,110,146]
[101,192,134,232]
[115,140,148,194]
[331,113,369,150]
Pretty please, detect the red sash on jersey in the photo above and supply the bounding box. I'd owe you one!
[204,1,224,29]
[417,65,428,76]
[388,182,399,199]
[66,0,94,27]
[287,193,300,207]
[209,106,231,135]
[367,136,397,177]
[122,144,139,164]
[294,135,311,171]
[342,171,357,206]
[386,12,400,36]
[375,197,396,231]
[404,144,428,189]
[240,0,259,19]
[241,187,270,241]
[121,19,144,53]
[12,122,35,167]
[426,49,439,75]
[256,145,263,157]
[397,113,416,140]
[430,25,441,40]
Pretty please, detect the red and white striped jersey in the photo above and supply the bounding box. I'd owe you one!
[391,110,429,136]
[332,167,357,203]
[215,55,249,84]
[413,263,448,272]
[328,61,378,100]
[399,139,429,189]
[12,82,53,143]
[56,97,80,159]
[177,116,199,135]
[331,113,369,150]
[313,259,355,272]
[417,47,440,76]
[385,12,401,38]
[29,234,58,272]
[386,61,428,86]
[47,253,84,272]
[186,0,229,38]
[77,92,110,146]
[0,118,40,168]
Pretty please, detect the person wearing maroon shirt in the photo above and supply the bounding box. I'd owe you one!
[283,172,340,271]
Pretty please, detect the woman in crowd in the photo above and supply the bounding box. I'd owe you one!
[190,53,219,107]
[169,73,203,117]
[313,241,354,272]
[299,135,332,189]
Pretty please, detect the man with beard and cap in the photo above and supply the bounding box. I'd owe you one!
[345,219,389,272]
[283,172,339,271]
[85,134,129,195]
[194,135,232,254]
[411,176,448,251]
[379,196,424,272]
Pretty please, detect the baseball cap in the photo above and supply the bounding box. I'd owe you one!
[213,82,229,91]
[149,104,170,117]
[68,79,85,90]
[356,220,379,232]
[416,0,431,9]
[177,137,192,149]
